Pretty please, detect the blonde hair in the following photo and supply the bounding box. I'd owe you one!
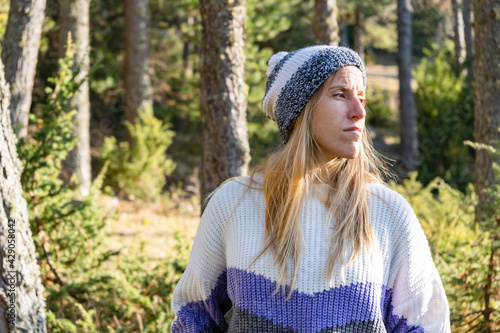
[245,78,391,298]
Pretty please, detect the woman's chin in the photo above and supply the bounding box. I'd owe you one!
[337,145,361,160]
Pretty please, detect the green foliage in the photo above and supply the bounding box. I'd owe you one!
[460,138,500,330]
[100,110,176,201]
[16,45,114,331]
[0,0,9,50]
[391,169,500,330]
[245,0,315,165]
[340,0,397,56]
[44,232,189,333]
[414,40,474,190]
[17,46,110,277]
[412,0,445,57]
[17,47,190,332]
[366,88,397,128]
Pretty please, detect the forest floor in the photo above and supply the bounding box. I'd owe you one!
[103,64,401,265]
[102,194,200,269]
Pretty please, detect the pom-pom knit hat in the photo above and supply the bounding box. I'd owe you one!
[262,45,367,144]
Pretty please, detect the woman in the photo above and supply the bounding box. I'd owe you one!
[171,46,450,332]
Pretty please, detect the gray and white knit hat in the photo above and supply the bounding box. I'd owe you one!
[262,45,367,144]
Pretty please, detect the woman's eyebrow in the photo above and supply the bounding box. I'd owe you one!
[328,83,364,93]
[328,84,350,90]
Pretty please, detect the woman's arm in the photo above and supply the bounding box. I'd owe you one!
[385,199,450,332]
[171,187,233,333]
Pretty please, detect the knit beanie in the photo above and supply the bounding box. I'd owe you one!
[262,45,367,144]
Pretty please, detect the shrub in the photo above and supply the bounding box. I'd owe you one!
[18,44,189,333]
[17,44,116,332]
[414,40,474,190]
[391,169,500,330]
[366,88,397,128]
[100,109,176,201]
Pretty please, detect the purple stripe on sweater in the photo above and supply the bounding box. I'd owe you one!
[226,268,422,333]
[172,271,230,333]
[384,293,425,332]
[173,268,424,333]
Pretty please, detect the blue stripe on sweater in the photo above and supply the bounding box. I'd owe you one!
[173,268,423,332]
[172,271,230,333]
[227,267,388,331]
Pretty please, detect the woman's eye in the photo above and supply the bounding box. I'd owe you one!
[334,93,345,98]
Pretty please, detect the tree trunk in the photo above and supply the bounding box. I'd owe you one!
[463,0,473,61]
[1,0,47,138]
[199,0,250,213]
[182,15,194,77]
[338,0,348,47]
[124,0,153,145]
[58,0,92,197]
[397,0,419,173]
[339,22,349,47]
[473,0,500,221]
[353,9,364,62]
[452,0,466,74]
[313,0,340,46]
[0,61,46,332]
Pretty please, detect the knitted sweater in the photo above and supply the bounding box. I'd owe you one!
[171,176,450,332]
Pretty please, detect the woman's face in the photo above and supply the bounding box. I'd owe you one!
[311,66,366,161]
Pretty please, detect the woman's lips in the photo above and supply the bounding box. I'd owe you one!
[344,127,362,132]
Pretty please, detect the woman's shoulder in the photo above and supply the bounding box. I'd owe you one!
[204,174,263,213]
[367,182,412,210]
[212,174,262,197]
[366,182,418,228]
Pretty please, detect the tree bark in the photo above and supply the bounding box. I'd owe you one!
[124,0,153,145]
[452,0,466,74]
[397,0,419,173]
[473,0,500,221]
[58,0,92,197]
[313,0,340,46]
[353,9,364,62]
[1,0,47,138]
[463,0,473,61]
[0,61,46,332]
[199,0,250,213]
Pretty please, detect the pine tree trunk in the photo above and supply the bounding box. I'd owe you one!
[397,0,419,174]
[0,61,46,332]
[339,22,349,47]
[59,0,92,197]
[1,0,47,138]
[313,0,340,46]
[473,0,500,221]
[182,15,194,77]
[463,0,473,61]
[124,0,153,145]
[199,0,250,212]
[338,0,348,47]
[353,10,364,62]
[452,0,466,74]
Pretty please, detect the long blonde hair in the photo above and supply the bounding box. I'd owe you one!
[246,78,391,298]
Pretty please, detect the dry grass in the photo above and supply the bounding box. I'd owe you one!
[101,194,200,268]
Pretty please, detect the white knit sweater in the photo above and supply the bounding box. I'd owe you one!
[171,175,450,332]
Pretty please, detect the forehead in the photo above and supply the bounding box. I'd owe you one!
[324,66,364,89]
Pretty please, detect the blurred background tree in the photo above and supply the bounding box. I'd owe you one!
[58,0,92,197]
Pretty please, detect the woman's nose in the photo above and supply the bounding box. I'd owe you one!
[350,98,366,120]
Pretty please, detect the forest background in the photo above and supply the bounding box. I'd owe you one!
[0,0,499,331]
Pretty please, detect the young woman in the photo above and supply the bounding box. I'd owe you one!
[171,46,450,332]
